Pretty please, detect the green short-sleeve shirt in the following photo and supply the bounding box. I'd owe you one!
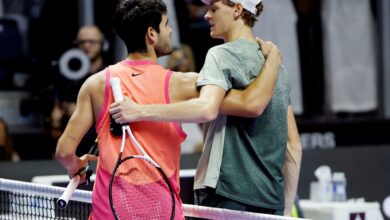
[194,39,290,210]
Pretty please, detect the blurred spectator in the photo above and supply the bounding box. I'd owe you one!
[174,0,223,71]
[0,118,20,161]
[166,44,196,72]
[49,25,104,155]
[54,25,106,111]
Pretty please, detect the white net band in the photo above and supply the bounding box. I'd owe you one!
[0,178,309,220]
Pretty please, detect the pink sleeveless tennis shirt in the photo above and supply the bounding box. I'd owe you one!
[91,60,186,220]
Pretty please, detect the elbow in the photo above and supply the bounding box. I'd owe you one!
[241,95,267,117]
[252,106,266,117]
[199,103,219,122]
[55,138,72,163]
[287,141,303,162]
[245,102,266,117]
[291,140,303,153]
[201,109,218,122]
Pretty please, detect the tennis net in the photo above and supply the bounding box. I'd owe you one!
[0,178,309,220]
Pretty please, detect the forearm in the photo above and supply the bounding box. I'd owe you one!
[283,141,302,216]
[137,98,219,123]
[111,84,226,124]
[55,79,95,175]
[283,106,302,216]
[55,118,96,178]
[55,121,93,177]
[55,117,88,171]
[219,46,281,117]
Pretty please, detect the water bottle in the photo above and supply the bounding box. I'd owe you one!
[332,172,347,201]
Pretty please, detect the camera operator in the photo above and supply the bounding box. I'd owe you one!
[50,25,106,155]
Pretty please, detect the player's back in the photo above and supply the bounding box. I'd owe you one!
[91,60,186,219]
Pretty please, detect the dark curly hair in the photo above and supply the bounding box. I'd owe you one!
[112,0,167,53]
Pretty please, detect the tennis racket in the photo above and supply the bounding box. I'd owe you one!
[108,77,176,220]
[57,140,98,208]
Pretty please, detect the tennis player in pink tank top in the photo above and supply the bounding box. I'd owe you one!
[91,61,186,219]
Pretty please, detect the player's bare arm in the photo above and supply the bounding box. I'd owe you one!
[55,75,99,178]
[110,40,280,123]
[167,39,281,116]
[282,106,302,216]
[219,39,281,117]
[110,84,226,123]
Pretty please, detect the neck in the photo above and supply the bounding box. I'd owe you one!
[127,44,158,62]
[225,22,255,42]
[126,52,157,62]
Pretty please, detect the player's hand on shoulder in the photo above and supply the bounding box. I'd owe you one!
[255,37,280,58]
[109,96,141,123]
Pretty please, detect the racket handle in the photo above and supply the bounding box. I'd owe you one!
[110,77,124,102]
[57,175,81,208]
[109,77,128,135]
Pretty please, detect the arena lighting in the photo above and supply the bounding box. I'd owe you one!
[59,48,90,80]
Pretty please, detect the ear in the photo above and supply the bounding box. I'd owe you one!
[233,3,244,18]
[146,27,158,45]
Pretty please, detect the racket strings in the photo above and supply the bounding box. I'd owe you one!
[112,159,173,219]
[109,79,175,219]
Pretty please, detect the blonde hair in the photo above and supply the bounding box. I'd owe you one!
[223,0,263,27]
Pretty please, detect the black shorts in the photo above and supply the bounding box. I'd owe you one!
[194,187,283,216]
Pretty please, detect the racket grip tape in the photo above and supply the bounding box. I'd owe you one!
[110,77,124,102]
[57,175,81,208]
